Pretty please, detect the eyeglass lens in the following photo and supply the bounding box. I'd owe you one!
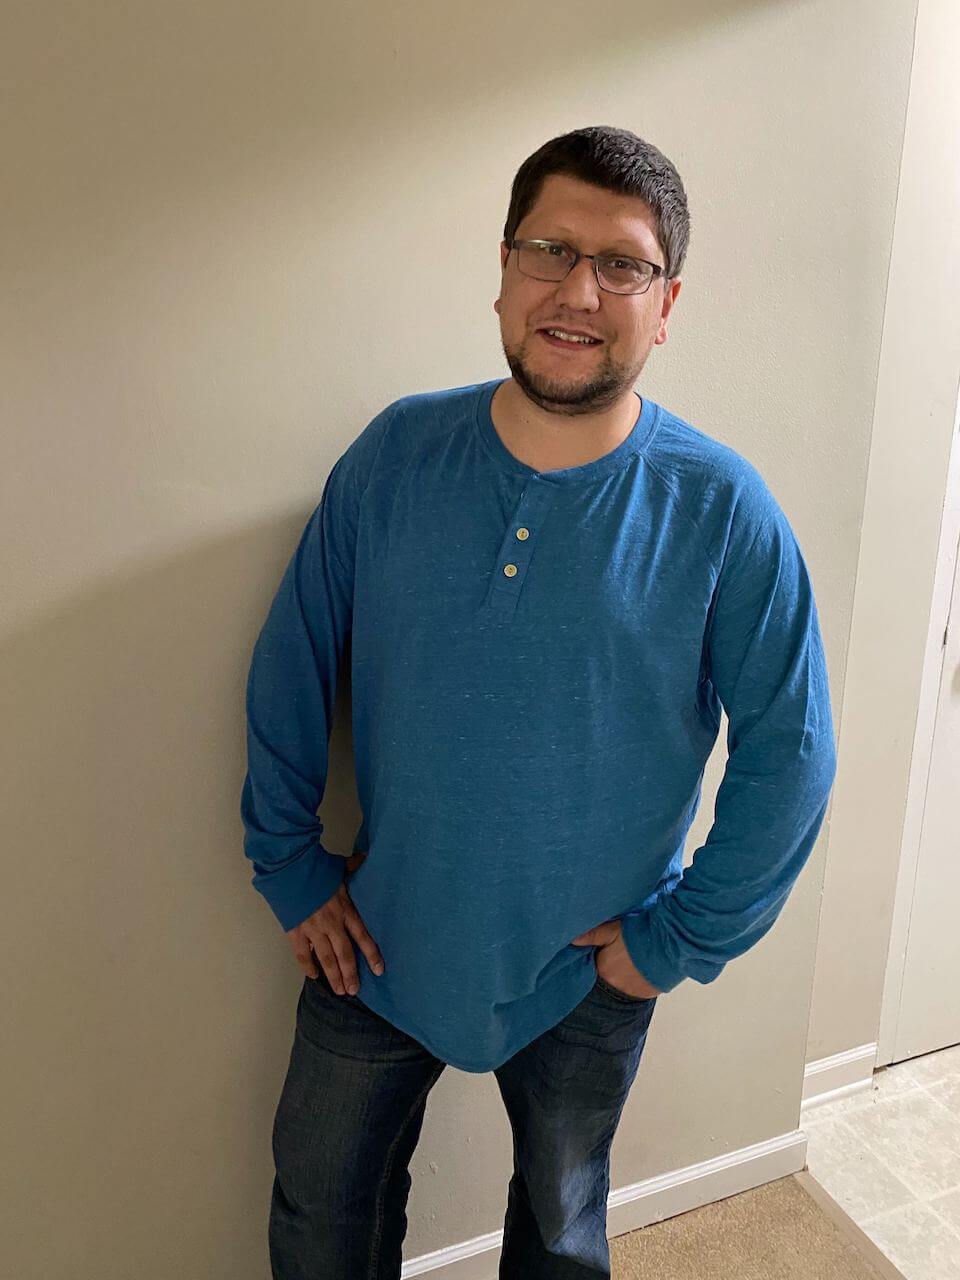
[516,241,653,293]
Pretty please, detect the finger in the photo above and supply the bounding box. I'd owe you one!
[314,950,346,995]
[300,930,342,991]
[306,928,354,995]
[327,936,360,995]
[292,942,319,979]
[345,915,385,975]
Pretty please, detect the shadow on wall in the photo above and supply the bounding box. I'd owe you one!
[1,513,366,1274]
[6,0,777,301]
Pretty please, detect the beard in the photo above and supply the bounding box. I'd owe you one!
[500,334,640,417]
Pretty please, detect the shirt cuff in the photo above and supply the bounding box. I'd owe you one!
[619,908,684,993]
[251,840,347,932]
[620,902,728,994]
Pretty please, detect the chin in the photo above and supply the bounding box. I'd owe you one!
[520,352,638,410]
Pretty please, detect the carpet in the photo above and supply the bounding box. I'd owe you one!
[609,1170,906,1279]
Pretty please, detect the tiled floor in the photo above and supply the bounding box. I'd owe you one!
[801,1043,960,1280]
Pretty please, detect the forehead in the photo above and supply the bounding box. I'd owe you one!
[519,172,660,259]
[518,172,662,261]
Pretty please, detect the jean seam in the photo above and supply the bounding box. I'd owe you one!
[367,1062,446,1279]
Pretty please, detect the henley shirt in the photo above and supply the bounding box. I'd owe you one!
[240,376,838,1073]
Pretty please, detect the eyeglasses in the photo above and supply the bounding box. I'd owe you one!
[509,238,666,295]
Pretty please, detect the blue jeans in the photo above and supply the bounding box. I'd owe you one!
[269,964,658,1279]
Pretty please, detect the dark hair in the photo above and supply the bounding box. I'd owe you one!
[502,125,690,283]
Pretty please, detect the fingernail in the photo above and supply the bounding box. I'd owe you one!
[348,983,359,995]
[373,962,384,975]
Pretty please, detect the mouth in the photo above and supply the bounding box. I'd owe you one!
[537,327,604,351]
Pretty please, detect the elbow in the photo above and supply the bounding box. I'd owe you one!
[809,733,838,803]
[795,717,838,803]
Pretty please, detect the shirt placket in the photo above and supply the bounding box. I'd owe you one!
[483,476,558,618]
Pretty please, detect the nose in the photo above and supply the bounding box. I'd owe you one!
[552,256,602,311]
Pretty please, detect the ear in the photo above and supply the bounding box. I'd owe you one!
[655,277,682,345]
[495,242,510,315]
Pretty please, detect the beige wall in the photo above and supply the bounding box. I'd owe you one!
[809,0,960,1067]
[1,1,920,1275]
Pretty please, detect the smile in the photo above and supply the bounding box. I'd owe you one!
[539,330,603,350]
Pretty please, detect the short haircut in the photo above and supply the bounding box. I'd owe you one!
[503,125,690,283]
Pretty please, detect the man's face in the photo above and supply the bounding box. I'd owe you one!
[494,172,682,414]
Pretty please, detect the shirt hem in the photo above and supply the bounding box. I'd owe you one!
[350,962,599,1073]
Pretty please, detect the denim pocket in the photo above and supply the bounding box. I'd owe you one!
[593,971,655,1005]
[308,966,359,1000]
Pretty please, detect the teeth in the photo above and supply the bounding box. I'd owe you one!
[546,329,599,344]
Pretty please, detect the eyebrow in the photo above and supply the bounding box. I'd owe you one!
[545,229,655,260]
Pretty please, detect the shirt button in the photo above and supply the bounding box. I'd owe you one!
[503,563,518,577]
[516,527,530,540]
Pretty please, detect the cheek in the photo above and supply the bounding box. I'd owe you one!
[507,284,552,327]
[509,311,540,343]
[617,323,647,352]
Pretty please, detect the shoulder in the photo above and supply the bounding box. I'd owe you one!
[643,403,789,567]
[335,380,486,489]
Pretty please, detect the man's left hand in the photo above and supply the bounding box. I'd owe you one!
[571,918,664,999]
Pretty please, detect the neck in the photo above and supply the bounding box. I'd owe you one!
[491,379,641,471]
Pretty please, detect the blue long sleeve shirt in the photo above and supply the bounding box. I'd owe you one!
[240,377,837,1073]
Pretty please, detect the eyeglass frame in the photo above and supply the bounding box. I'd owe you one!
[507,237,668,295]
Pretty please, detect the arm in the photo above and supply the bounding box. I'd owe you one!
[239,456,357,932]
[620,476,838,993]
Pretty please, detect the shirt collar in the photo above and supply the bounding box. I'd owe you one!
[474,378,659,485]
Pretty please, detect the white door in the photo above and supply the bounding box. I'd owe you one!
[890,498,960,1063]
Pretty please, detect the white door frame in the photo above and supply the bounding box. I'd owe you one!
[877,393,960,1065]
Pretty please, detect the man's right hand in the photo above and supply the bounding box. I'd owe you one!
[285,851,385,995]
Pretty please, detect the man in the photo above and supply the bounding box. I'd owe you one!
[240,125,837,1279]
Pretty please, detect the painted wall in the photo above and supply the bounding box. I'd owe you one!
[0,0,919,1273]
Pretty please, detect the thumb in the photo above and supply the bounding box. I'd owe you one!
[571,920,620,947]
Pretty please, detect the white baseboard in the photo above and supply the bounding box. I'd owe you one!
[400,1044,881,1277]
[401,1128,808,1278]
[800,1042,879,1107]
